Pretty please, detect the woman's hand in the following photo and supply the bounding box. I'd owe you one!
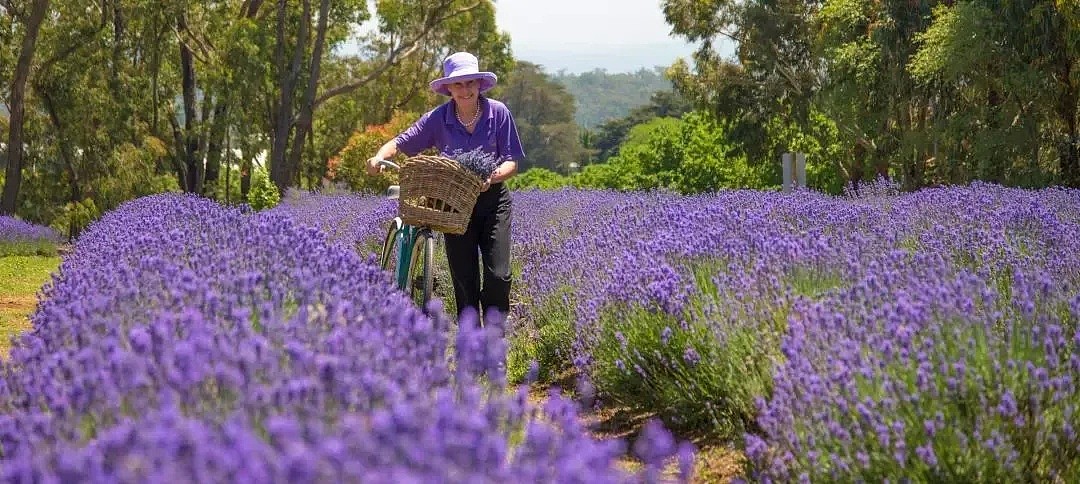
[366,157,383,176]
[367,141,399,176]
[481,177,491,192]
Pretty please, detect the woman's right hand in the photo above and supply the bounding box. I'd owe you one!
[365,157,383,176]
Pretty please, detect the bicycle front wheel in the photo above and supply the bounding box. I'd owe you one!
[405,228,435,311]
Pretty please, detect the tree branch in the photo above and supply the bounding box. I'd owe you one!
[312,0,484,108]
[39,0,108,71]
[173,22,213,65]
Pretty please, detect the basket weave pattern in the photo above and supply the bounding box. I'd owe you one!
[398,155,484,235]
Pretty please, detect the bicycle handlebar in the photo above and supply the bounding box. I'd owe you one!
[375,158,400,171]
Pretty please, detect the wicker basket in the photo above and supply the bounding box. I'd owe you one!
[397,154,484,235]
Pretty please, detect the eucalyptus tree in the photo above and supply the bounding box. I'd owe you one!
[910,0,1079,187]
[266,0,506,190]
[304,0,511,186]
[663,0,823,174]
[813,0,946,188]
[17,0,186,234]
[664,0,1080,189]
[1,0,50,216]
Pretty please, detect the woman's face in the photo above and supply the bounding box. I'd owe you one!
[447,79,479,104]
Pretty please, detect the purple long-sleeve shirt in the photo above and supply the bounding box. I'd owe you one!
[393,97,526,164]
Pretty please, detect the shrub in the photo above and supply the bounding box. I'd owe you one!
[247,165,281,211]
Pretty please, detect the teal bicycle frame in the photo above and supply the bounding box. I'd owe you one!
[386,222,423,290]
[376,159,435,310]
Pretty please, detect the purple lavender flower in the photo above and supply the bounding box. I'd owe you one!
[444,146,501,179]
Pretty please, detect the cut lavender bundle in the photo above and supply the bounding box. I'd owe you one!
[444,147,502,180]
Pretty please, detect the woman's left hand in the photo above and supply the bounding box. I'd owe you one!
[481,178,491,192]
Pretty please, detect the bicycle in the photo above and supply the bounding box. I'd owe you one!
[374,159,436,311]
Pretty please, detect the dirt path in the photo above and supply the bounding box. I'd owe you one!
[525,371,745,483]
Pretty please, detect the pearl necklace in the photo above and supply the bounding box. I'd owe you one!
[455,101,481,128]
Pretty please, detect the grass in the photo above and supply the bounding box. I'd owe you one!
[0,255,61,357]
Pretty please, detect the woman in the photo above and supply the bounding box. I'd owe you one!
[367,51,524,324]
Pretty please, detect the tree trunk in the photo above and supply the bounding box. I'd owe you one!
[193,97,212,195]
[204,102,229,193]
[269,0,308,190]
[1,0,50,215]
[284,0,331,189]
[40,88,84,236]
[204,1,261,196]
[224,129,232,204]
[240,157,252,201]
[850,141,867,191]
[1057,62,1079,187]
[242,0,266,17]
[983,87,1005,183]
[1059,107,1079,187]
[179,15,202,193]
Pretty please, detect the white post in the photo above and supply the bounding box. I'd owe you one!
[782,152,794,192]
[796,152,807,189]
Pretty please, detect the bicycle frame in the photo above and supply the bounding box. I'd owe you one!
[389,222,422,290]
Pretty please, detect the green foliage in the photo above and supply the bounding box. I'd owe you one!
[572,111,773,193]
[330,111,418,195]
[3,0,516,225]
[551,67,676,128]
[505,168,569,191]
[663,0,1080,188]
[587,90,693,163]
[0,240,57,257]
[589,301,777,440]
[506,299,575,385]
[763,109,847,194]
[50,197,99,238]
[908,3,998,83]
[247,166,281,211]
[571,160,647,191]
[50,199,99,240]
[97,139,182,210]
[499,61,589,174]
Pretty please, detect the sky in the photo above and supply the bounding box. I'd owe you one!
[493,0,711,74]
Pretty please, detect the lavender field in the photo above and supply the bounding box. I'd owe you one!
[1,182,1078,482]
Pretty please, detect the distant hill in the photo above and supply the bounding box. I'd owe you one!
[551,67,675,129]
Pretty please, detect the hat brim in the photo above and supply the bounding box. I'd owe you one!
[430,72,498,96]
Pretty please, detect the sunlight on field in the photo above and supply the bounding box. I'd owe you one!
[0,256,60,357]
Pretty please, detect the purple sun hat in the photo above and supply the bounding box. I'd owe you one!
[429,52,498,96]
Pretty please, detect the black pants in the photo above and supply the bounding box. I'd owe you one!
[444,183,512,323]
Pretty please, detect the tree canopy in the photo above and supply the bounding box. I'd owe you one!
[0,0,507,231]
[662,0,1080,188]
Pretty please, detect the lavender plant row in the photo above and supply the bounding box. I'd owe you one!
[270,189,397,251]
[0,194,690,482]
[0,215,63,255]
